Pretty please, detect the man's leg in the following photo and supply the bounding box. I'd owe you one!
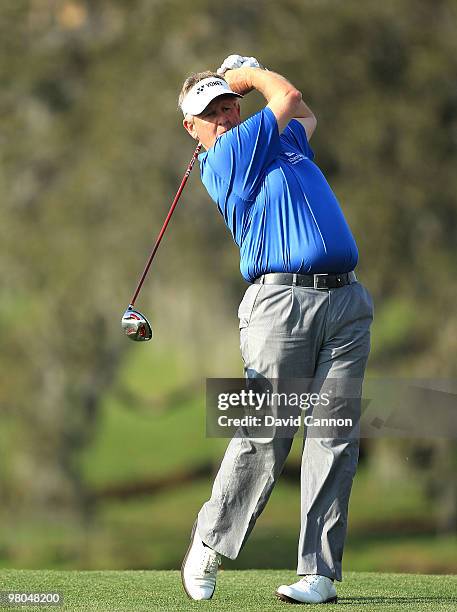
[197,435,293,558]
[297,281,374,581]
[198,284,329,558]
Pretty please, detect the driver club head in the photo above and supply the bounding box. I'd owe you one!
[121,306,153,341]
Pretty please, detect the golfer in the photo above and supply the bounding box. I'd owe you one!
[179,54,373,604]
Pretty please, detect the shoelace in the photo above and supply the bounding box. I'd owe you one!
[200,549,221,574]
[300,575,320,586]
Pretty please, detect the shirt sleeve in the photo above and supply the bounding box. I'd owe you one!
[202,107,281,201]
[281,119,315,160]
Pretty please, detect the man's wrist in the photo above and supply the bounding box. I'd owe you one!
[224,67,255,95]
[226,66,267,92]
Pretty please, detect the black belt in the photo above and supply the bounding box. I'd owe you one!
[253,271,356,289]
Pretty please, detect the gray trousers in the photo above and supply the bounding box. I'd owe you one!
[197,279,373,581]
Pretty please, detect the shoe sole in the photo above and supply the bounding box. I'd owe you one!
[181,520,216,601]
[276,592,338,604]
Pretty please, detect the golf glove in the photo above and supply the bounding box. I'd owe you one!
[217,54,263,75]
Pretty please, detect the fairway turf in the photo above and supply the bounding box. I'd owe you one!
[0,570,456,611]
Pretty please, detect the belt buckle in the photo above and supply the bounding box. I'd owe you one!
[313,274,328,289]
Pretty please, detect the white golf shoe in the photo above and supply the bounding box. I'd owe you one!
[181,522,221,600]
[276,575,337,604]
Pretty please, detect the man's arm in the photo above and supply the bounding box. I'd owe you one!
[224,67,316,139]
[294,100,317,141]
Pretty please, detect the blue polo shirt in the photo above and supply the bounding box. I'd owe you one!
[199,107,358,282]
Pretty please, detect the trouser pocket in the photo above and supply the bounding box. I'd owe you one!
[238,284,263,330]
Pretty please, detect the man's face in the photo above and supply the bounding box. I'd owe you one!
[183,95,241,150]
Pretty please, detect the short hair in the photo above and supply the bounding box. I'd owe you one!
[178,70,226,111]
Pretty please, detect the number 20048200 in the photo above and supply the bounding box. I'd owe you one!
[0,592,62,606]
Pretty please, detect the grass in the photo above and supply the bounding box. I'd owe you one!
[77,347,229,486]
[0,570,456,611]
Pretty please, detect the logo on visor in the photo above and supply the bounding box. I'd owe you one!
[196,80,223,94]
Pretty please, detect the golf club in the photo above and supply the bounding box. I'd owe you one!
[121,142,202,341]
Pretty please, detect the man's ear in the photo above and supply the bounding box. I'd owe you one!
[183,117,198,140]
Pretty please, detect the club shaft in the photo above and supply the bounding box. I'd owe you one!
[129,143,202,307]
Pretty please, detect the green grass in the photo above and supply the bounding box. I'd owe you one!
[78,393,226,485]
[77,346,229,486]
[0,570,455,611]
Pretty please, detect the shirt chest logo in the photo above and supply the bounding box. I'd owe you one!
[283,151,306,164]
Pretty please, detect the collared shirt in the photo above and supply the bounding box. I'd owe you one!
[199,107,358,282]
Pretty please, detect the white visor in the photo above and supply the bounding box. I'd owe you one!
[181,77,242,116]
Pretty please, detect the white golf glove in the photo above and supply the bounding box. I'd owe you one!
[217,54,263,75]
